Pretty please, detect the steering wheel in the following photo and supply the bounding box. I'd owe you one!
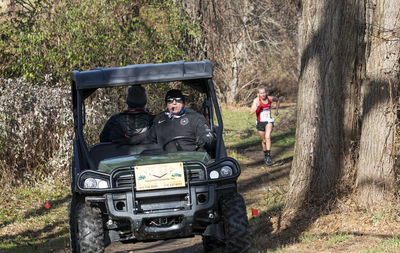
[162,136,197,151]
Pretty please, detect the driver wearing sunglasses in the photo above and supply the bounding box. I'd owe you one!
[166,97,184,103]
[149,89,216,152]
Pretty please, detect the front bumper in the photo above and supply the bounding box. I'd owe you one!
[78,158,241,240]
[86,183,236,241]
[112,184,219,240]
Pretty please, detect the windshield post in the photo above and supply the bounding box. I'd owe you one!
[77,90,95,170]
[208,79,223,160]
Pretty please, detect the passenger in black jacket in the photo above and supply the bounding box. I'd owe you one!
[149,89,215,152]
[100,85,153,142]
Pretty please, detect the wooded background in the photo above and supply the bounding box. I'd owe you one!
[0,0,300,103]
[0,0,399,213]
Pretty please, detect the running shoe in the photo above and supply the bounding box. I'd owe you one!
[264,155,272,165]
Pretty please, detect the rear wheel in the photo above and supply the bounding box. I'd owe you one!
[69,194,105,253]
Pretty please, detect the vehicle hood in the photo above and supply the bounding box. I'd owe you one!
[98,151,212,174]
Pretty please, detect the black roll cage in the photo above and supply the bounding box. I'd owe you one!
[70,60,224,171]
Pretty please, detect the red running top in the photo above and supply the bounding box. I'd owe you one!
[256,96,271,122]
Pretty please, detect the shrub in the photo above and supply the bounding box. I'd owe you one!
[0,78,207,184]
[0,77,72,184]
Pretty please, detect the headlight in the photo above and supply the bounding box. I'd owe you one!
[83,177,109,189]
[220,166,233,177]
[209,170,219,179]
[84,178,97,188]
[206,158,240,180]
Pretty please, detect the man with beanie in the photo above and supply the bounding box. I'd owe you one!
[148,89,215,152]
[100,85,153,142]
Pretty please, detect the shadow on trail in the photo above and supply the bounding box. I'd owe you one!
[238,165,290,196]
[228,130,295,151]
[0,220,69,252]
[250,201,399,250]
[241,145,293,168]
[110,238,203,253]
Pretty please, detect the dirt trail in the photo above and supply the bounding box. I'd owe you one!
[105,237,203,253]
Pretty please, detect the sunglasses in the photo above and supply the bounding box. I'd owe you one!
[166,97,183,103]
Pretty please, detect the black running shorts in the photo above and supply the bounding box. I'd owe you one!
[256,121,274,131]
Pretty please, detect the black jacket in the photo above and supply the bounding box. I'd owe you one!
[149,108,215,152]
[100,109,153,142]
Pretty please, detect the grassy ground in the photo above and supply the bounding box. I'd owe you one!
[0,180,70,252]
[1,104,400,252]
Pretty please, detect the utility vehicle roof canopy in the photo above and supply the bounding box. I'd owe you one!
[71,60,213,90]
[70,59,224,162]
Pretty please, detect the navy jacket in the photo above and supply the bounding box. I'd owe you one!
[149,108,215,152]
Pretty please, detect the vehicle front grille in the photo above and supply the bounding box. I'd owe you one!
[188,169,205,181]
[115,173,135,188]
[113,167,205,188]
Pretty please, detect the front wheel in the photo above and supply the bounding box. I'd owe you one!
[69,194,105,253]
[202,193,250,253]
[202,235,224,252]
[221,193,250,253]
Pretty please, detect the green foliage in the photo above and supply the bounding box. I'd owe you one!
[221,108,259,149]
[0,0,201,83]
[381,236,400,249]
[329,231,353,244]
[299,233,326,243]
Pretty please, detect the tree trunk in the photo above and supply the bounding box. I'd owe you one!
[286,0,399,211]
[287,0,355,208]
[356,0,399,206]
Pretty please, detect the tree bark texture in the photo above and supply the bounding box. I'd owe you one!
[286,0,399,209]
[356,0,400,206]
[286,0,364,208]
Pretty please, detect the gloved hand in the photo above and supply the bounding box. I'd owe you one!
[195,136,206,148]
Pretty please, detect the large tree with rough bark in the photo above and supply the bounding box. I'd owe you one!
[286,0,400,211]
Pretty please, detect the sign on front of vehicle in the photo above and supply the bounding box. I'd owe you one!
[134,162,185,191]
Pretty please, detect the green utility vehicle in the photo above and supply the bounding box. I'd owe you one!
[69,60,250,252]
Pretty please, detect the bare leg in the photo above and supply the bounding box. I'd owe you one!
[258,131,266,151]
[264,123,273,151]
